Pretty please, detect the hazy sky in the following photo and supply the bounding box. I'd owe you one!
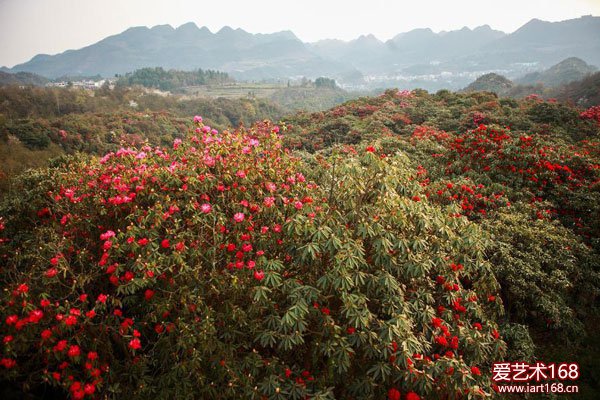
[1,0,599,67]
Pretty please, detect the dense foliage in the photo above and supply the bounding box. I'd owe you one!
[269,87,354,113]
[0,71,49,87]
[554,72,600,108]
[283,89,600,395]
[0,86,282,122]
[0,87,599,398]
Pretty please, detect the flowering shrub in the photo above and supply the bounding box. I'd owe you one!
[0,118,511,399]
[282,89,600,395]
[580,105,600,126]
[406,124,600,339]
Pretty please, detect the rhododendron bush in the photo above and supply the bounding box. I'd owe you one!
[0,119,510,399]
[284,89,600,396]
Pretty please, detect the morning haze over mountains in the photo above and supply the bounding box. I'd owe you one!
[3,15,600,90]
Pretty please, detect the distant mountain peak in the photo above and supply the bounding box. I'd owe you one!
[151,24,174,31]
[407,27,434,35]
[546,57,597,74]
[555,56,592,65]
[123,26,149,34]
[217,26,234,34]
[462,73,514,94]
[265,30,300,41]
[516,56,597,87]
[176,22,199,31]
[354,34,382,44]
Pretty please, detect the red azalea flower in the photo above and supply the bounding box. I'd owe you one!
[0,358,16,369]
[83,384,95,395]
[45,268,58,278]
[450,336,459,349]
[28,309,43,323]
[129,338,141,350]
[67,345,81,358]
[253,270,265,281]
[144,289,155,301]
[406,392,421,400]
[17,283,29,294]
[388,388,400,400]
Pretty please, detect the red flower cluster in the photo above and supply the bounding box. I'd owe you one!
[580,105,600,125]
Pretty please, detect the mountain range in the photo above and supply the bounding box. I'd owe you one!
[461,57,600,106]
[4,15,600,90]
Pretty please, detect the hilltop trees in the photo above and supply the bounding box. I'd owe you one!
[117,67,233,92]
[314,77,337,89]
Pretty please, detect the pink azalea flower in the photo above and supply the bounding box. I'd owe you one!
[263,197,275,207]
[203,155,216,167]
[100,230,115,240]
[233,213,245,223]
